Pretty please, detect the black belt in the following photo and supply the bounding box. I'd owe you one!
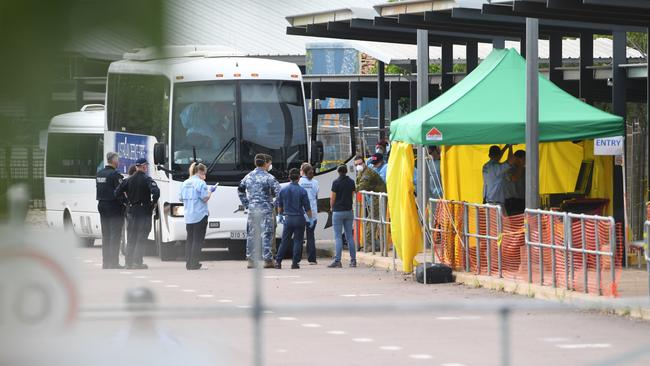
[129,202,150,207]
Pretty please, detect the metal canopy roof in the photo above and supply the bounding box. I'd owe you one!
[484,1,650,27]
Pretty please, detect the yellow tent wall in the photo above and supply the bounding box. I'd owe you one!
[441,141,613,215]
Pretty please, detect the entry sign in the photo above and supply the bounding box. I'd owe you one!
[594,136,624,156]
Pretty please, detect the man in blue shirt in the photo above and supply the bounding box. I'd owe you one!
[275,168,313,269]
[482,145,514,206]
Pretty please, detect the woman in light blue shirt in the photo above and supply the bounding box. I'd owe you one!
[299,163,319,264]
[179,163,216,270]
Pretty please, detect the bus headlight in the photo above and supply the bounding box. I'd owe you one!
[170,204,184,217]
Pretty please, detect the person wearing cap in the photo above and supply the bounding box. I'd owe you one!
[369,152,387,182]
[179,162,217,270]
[96,152,127,269]
[482,145,514,207]
[238,153,281,269]
[354,155,386,251]
[115,157,160,269]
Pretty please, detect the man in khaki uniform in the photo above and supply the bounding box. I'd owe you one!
[353,155,386,251]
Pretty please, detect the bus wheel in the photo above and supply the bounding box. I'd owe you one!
[64,211,94,247]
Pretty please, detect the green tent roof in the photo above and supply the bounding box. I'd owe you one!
[389,48,624,146]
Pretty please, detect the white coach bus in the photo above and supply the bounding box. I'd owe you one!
[44,104,106,246]
[105,46,352,260]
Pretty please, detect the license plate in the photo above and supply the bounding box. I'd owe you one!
[209,221,220,228]
[230,231,247,240]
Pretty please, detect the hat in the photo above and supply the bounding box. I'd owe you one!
[370,153,383,164]
[135,158,148,166]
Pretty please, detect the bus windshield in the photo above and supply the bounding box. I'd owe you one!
[172,80,307,182]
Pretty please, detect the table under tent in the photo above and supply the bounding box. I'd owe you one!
[386,48,623,294]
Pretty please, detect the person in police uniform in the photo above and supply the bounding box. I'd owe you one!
[238,153,281,269]
[115,157,160,269]
[354,155,386,251]
[96,152,126,269]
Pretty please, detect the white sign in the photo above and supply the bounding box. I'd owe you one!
[594,136,624,156]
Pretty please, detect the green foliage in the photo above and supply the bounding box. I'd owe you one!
[628,32,648,58]
[0,0,164,99]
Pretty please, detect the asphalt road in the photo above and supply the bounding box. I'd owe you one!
[13,245,650,366]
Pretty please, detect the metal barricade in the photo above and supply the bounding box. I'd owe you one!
[525,209,618,296]
[643,220,650,296]
[354,191,391,258]
[428,199,502,277]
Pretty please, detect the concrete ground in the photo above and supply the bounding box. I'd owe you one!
[9,211,650,365]
[12,244,649,366]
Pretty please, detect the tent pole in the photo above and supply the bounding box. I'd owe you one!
[525,18,540,210]
[417,29,429,276]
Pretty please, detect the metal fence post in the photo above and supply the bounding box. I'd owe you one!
[564,213,571,291]
[581,217,588,294]
[475,208,481,275]
[370,195,376,255]
[645,221,650,299]
[595,219,602,295]
[550,214,557,288]
[497,206,503,278]
[525,211,532,283]
[537,213,544,286]
[486,207,492,276]
[463,204,470,272]
[609,217,616,296]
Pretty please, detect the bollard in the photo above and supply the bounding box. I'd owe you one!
[8,183,30,226]
[125,287,157,338]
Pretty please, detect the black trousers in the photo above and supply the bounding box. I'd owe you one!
[126,205,152,266]
[304,219,317,263]
[185,215,208,269]
[98,201,124,268]
[505,198,525,216]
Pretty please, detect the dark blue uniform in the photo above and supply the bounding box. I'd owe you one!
[275,182,311,267]
[96,165,126,269]
[115,171,160,268]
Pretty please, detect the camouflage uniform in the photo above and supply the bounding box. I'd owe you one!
[238,167,281,261]
[356,167,386,250]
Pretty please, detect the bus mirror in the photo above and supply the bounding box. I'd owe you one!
[310,140,324,166]
[153,143,166,165]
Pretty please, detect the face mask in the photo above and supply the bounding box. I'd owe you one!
[355,165,364,172]
[268,164,273,171]
[375,148,384,154]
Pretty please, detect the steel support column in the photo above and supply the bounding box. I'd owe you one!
[417,29,429,264]
[441,41,453,92]
[549,33,563,85]
[377,60,386,140]
[349,81,360,154]
[526,18,540,210]
[467,40,478,73]
[493,37,505,49]
[612,31,627,250]
[389,81,400,123]
[580,32,594,104]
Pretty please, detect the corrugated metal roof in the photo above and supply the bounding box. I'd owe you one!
[64,0,645,64]
[66,0,377,60]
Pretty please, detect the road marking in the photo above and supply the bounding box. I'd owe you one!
[326,330,347,335]
[556,343,611,349]
[165,284,180,288]
[237,305,251,309]
[436,316,461,320]
[441,363,466,366]
[197,294,214,298]
[263,310,274,314]
[93,263,102,267]
[379,346,403,351]
[135,275,148,279]
[540,337,570,343]
[409,354,433,360]
[359,293,382,297]
[83,260,93,263]
[217,299,233,303]
[277,317,297,321]
[120,271,133,275]
[181,289,196,293]
[291,281,314,284]
[301,323,322,328]
[340,294,357,297]
[149,280,163,284]
[276,349,287,353]
[352,338,373,343]
[264,275,300,279]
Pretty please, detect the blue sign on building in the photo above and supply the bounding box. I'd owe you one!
[115,133,148,174]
